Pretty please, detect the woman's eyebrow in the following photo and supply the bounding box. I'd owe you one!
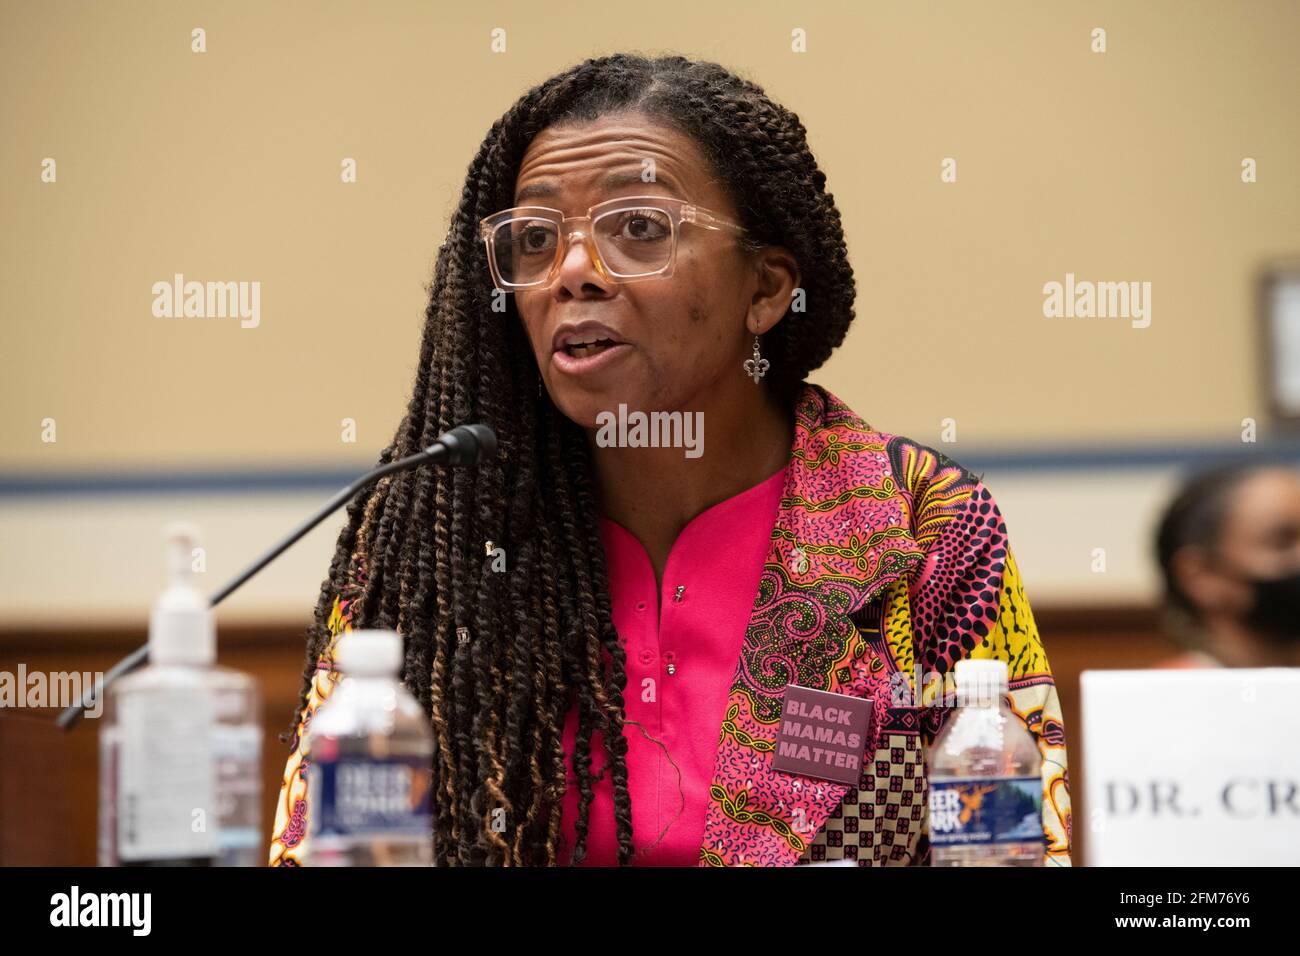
[514,169,683,205]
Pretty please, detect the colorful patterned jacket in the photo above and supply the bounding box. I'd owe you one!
[268,382,1073,866]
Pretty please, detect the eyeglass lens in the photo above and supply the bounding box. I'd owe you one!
[489,204,674,285]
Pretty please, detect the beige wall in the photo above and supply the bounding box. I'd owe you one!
[3,1,1298,621]
[3,0,1298,469]
[0,465,1208,626]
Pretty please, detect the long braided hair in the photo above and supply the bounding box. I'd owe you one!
[285,52,859,866]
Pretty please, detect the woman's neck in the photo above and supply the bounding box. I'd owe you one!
[585,383,794,589]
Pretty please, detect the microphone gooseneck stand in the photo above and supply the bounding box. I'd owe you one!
[54,423,497,730]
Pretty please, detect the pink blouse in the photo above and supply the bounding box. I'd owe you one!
[557,465,789,866]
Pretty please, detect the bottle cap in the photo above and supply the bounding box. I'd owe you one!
[335,629,403,677]
[954,658,1008,706]
[148,521,215,666]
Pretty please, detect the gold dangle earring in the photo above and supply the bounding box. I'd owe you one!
[744,334,769,384]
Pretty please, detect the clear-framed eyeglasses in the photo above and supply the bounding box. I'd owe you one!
[478,195,751,290]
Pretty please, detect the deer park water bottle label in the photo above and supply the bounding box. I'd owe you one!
[311,754,433,836]
[928,776,1042,846]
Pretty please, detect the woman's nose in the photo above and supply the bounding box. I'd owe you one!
[552,228,613,286]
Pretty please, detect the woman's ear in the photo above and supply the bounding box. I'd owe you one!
[746,246,800,336]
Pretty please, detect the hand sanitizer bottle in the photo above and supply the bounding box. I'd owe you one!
[98,522,262,866]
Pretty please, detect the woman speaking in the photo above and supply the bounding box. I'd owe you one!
[267,52,1072,867]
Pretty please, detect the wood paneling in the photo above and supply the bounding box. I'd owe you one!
[0,625,308,867]
[0,609,1185,866]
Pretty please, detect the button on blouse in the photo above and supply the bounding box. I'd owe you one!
[556,464,788,866]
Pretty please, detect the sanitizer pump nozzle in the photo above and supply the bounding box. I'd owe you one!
[148,521,215,666]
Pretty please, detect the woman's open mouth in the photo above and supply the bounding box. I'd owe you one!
[563,338,617,358]
[551,337,630,375]
[550,321,633,377]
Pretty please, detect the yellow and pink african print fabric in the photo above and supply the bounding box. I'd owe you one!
[269,382,1072,866]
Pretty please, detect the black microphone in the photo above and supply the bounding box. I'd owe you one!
[427,422,496,466]
[54,423,497,729]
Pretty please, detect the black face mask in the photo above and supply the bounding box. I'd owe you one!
[1240,568,1300,645]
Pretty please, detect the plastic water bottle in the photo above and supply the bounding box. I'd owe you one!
[98,522,261,866]
[926,659,1045,866]
[302,629,434,866]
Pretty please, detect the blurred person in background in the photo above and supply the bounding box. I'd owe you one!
[1154,463,1300,669]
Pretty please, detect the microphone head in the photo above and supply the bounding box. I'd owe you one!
[431,423,498,466]
[465,423,497,462]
